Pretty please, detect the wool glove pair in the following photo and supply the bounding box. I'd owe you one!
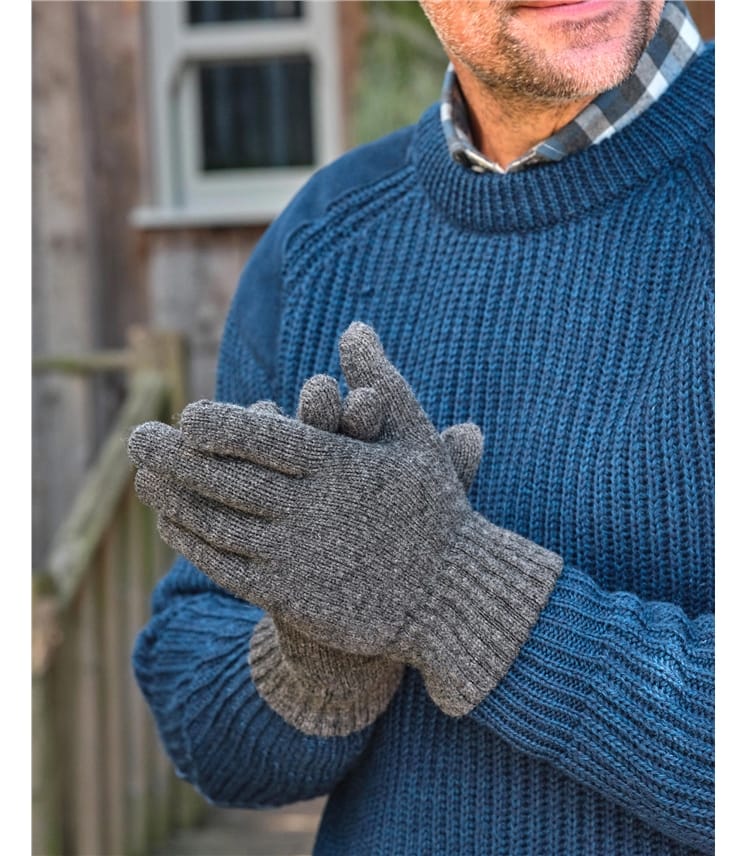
[128,322,562,728]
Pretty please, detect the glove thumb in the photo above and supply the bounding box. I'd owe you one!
[440,422,483,491]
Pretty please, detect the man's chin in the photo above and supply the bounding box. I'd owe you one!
[538,41,640,98]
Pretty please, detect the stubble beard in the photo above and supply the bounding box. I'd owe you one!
[471,2,660,103]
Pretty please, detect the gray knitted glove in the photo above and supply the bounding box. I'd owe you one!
[128,323,562,717]
[251,374,484,734]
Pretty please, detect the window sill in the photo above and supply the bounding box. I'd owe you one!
[130,205,285,230]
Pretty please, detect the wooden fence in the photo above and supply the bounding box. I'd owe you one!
[32,329,206,855]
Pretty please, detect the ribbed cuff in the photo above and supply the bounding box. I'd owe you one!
[250,616,404,737]
[407,513,563,717]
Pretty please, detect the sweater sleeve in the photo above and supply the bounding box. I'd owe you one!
[131,202,377,808]
[466,562,714,853]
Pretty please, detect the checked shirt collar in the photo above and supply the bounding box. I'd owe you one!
[440,0,705,174]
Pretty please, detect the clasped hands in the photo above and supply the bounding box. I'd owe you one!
[129,322,560,721]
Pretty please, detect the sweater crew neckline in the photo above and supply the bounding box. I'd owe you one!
[411,45,714,235]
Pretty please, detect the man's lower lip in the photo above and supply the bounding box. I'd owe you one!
[513,0,615,18]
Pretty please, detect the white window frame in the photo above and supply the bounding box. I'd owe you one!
[134,0,344,227]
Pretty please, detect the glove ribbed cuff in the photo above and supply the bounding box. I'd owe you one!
[406,513,563,717]
[250,616,404,737]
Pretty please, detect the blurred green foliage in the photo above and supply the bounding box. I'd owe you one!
[351,1,447,146]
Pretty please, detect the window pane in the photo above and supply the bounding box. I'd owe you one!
[187,1,304,25]
[199,58,314,170]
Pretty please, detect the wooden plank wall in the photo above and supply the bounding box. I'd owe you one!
[32,2,97,568]
[32,1,149,565]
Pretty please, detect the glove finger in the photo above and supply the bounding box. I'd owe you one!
[340,387,383,441]
[156,515,279,611]
[129,422,301,515]
[128,420,175,467]
[297,374,342,433]
[440,423,483,490]
[338,322,429,440]
[135,468,280,558]
[178,400,338,474]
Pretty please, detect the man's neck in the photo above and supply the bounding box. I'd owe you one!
[452,59,595,170]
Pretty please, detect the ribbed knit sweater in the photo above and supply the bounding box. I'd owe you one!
[132,45,714,855]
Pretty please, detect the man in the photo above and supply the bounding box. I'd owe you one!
[128,1,714,853]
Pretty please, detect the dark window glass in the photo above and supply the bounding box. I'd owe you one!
[187,1,303,25]
[199,58,314,170]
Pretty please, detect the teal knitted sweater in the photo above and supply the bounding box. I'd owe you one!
[133,45,714,855]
